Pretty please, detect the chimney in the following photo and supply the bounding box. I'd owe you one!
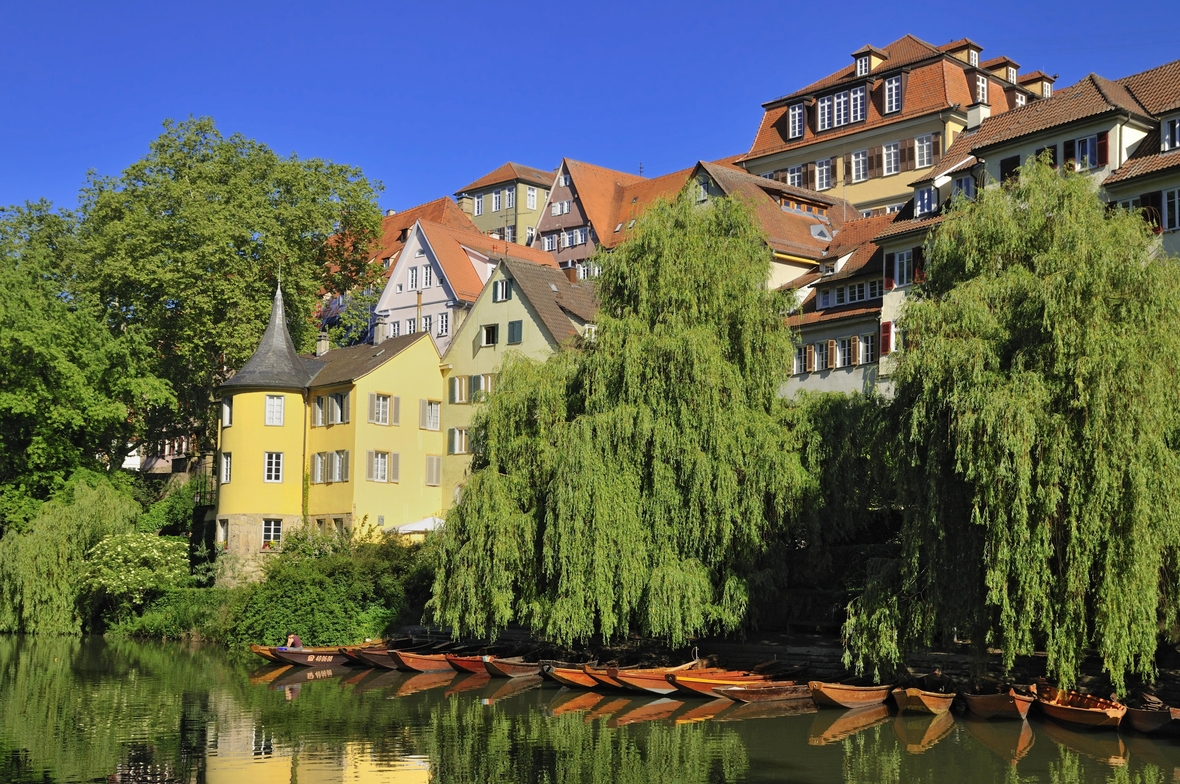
[373,317,388,345]
[564,266,578,284]
[316,331,329,357]
[385,209,397,217]
[967,103,991,130]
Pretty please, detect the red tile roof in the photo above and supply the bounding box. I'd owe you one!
[874,213,945,242]
[981,56,1020,72]
[787,290,882,327]
[369,198,478,278]
[1118,58,1180,116]
[562,158,647,245]
[909,130,979,186]
[458,162,554,193]
[1104,129,1180,185]
[600,167,696,249]
[418,220,558,303]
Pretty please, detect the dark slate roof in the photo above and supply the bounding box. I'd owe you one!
[307,333,431,389]
[222,288,316,391]
[500,258,599,345]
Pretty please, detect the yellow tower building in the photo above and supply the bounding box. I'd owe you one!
[215,288,445,577]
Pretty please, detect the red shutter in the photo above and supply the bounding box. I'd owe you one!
[931,131,942,165]
[1096,131,1109,166]
[914,246,926,283]
[884,253,895,290]
[1063,139,1076,167]
[881,322,893,355]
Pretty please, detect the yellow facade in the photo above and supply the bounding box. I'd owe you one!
[218,389,305,517]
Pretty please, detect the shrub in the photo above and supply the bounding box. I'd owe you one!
[83,532,192,621]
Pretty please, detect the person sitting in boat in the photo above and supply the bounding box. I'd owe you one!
[285,632,303,650]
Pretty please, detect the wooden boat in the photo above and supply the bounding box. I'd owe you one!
[1038,717,1127,765]
[613,660,709,695]
[808,681,893,709]
[673,699,733,725]
[1033,684,1125,730]
[546,691,604,717]
[714,698,817,722]
[481,674,543,704]
[270,648,352,667]
[963,689,1034,720]
[1125,705,1180,734]
[250,644,282,663]
[584,664,636,690]
[894,711,955,754]
[891,687,955,715]
[713,681,812,703]
[808,705,891,746]
[446,654,493,674]
[396,671,455,696]
[444,673,491,697]
[390,649,456,673]
[544,665,599,689]
[667,670,774,698]
[484,656,543,678]
[352,648,400,670]
[608,698,685,728]
[964,716,1036,764]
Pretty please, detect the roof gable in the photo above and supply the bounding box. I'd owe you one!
[222,288,315,391]
[369,197,478,277]
[1118,58,1180,116]
[458,162,554,194]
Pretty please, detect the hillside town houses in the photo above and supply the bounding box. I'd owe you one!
[208,37,1180,560]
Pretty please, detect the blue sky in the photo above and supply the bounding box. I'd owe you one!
[3,0,1176,214]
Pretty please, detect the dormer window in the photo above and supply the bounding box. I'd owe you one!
[916,186,937,216]
[969,50,979,67]
[856,55,870,76]
[1007,66,1017,83]
[976,75,989,104]
[788,103,804,139]
[1164,118,1180,151]
[818,96,833,130]
[1043,82,1052,98]
[884,76,902,113]
[1015,93,1027,108]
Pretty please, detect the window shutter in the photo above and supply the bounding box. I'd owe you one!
[389,453,400,483]
[1096,131,1109,166]
[419,399,428,428]
[831,157,840,183]
[899,71,908,113]
[884,253,895,290]
[391,396,400,425]
[1063,139,1076,167]
[448,429,456,455]
[448,377,457,404]
[341,451,350,481]
[329,395,340,424]
[804,162,814,190]
[843,153,852,184]
[805,344,815,372]
[868,146,881,179]
[828,339,838,368]
[930,131,942,164]
[327,451,337,479]
[914,246,926,283]
[470,374,483,396]
[881,322,893,355]
[901,138,915,172]
[342,393,350,423]
[368,393,377,423]
[851,336,861,366]
[366,451,375,481]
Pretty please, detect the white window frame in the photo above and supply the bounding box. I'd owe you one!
[838,338,852,368]
[221,452,231,484]
[915,134,933,168]
[422,400,441,431]
[1043,82,1052,98]
[493,279,512,302]
[481,324,499,346]
[1074,135,1100,170]
[916,186,937,216]
[868,279,883,298]
[221,397,233,427]
[332,450,349,482]
[422,265,432,288]
[405,318,416,335]
[895,249,914,286]
[474,195,483,216]
[1166,188,1180,232]
[1164,118,1180,151]
[262,519,282,547]
[818,96,833,130]
[815,342,828,371]
[787,165,802,187]
[422,314,432,335]
[976,74,988,105]
[860,333,877,364]
[794,345,807,375]
[264,452,283,483]
[1007,66,1017,83]
[527,187,537,209]
[850,86,865,123]
[492,190,501,212]
[373,393,391,425]
[816,159,832,190]
[543,234,556,252]
[851,150,867,183]
[408,266,418,290]
[449,428,469,455]
[438,311,449,337]
[372,451,388,482]
[969,49,979,67]
[884,76,902,113]
[526,226,535,245]
[1015,93,1026,108]
[834,91,849,127]
[820,289,831,308]
[505,188,514,209]
[265,394,284,426]
[883,142,900,175]
[856,56,869,77]
[788,103,804,139]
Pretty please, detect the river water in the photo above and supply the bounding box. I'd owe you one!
[2,636,1178,783]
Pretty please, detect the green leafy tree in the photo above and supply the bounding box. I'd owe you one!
[74,116,384,444]
[0,203,173,526]
[430,194,813,646]
[83,532,191,621]
[843,160,1180,690]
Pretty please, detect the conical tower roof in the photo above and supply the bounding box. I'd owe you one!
[221,287,315,391]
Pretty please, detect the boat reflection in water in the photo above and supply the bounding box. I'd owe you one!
[1037,718,1128,767]
[809,704,892,746]
[962,717,1036,764]
[893,711,955,754]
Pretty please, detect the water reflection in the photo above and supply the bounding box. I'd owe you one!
[5,636,1180,783]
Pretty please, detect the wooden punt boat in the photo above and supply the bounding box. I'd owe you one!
[353,648,399,669]
[544,665,599,689]
[808,704,891,746]
[271,648,352,667]
[964,716,1036,764]
[481,674,543,704]
[584,664,636,690]
[391,649,457,672]
[808,681,893,709]
[396,671,456,696]
[1125,705,1180,734]
[485,656,543,678]
[713,681,812,703]
[608,698,685,728]
[891,687,955,715]
[613,660,709,695]
[894,711,955,754]
[963,689,1034,720]
[444,673,491,697]
[446,654,492,674]
[667,670,774,698]
[1033,684,1125,730]
[674,698,734,725]
[251,644,282,663]
[546,691,605,717]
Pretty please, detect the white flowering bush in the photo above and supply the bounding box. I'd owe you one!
[84,533,192,617]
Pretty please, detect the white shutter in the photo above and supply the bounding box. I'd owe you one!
[366,450,375,481]
[341,451,350,481]
[342,392,350,423]
[327,451,337,480]
[389,453,400,483]
[368,393,377,423]
[329,395,340,424]
[419,399,428,429]
[392,396,400,425]
[426,456,441,486]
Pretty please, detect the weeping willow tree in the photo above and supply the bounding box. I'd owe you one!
[430,194,813,645]
[843,159,1180,691]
